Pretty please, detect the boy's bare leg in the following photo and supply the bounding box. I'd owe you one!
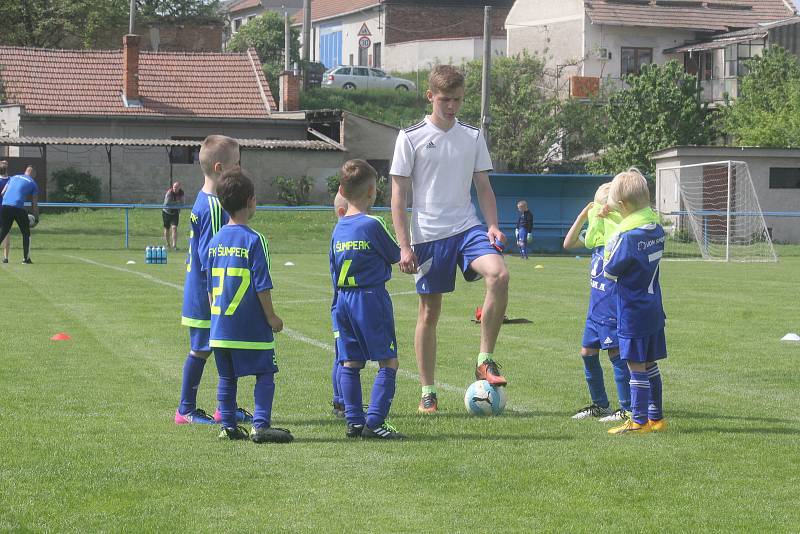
[415,293,442,387]
[469,254,509,353]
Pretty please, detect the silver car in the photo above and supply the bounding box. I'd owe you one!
[322,66,416,91]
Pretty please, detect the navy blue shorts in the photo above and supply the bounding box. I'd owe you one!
[413,225,499,294]
[334,287,397,362]
[582,318,619,350]
[619,329,667,362]
[213,347,278,378]
[516,228,528,244]
[189,326,211,353]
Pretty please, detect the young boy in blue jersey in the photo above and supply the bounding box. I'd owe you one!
[207,167,292,442]
[331,159,404,439]
[563,183,631,422]
[603,169,668,435]
[0,166,39,264]
[330,192,348,418]
[515,200,533,260]
[175,135,252,426]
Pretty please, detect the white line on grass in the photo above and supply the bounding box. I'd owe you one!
[64,254,531,412]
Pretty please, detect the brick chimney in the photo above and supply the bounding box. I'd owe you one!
[279,71,300,112]
[123,34,141,105]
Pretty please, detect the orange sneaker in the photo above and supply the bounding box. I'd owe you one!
[648,419,667,432]
[475,359,507,387]
[418,393,438,414]
[608,419,652,435]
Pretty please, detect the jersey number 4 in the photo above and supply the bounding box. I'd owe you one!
[211,267,251,316]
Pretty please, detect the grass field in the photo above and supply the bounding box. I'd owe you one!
[1,208,799,532]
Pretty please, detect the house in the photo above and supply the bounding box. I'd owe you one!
[0,36,398,203]
[223,0,302,39]
[505,0,795,98]
[295,0,513,72]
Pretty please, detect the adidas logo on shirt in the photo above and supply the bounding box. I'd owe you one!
[603,337,613,345]
[425,141,436,149]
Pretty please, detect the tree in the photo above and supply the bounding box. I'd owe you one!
[721,46,800,147]
[226,11,301,98]
[588,60,715,175]
[459,53,607,173]
[137,0,221,22]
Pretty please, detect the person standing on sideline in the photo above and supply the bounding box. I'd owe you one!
[0,161,10,263]
[0,166,39,264]
[163,181,185,250]
[390,65,510,414]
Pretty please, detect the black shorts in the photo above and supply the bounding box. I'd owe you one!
[162,211,179,228]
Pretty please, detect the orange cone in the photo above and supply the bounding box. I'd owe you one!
[475,306,483,322]
[50,333,71,341]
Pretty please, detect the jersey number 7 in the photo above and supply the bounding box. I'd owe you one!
[211,267,251,316]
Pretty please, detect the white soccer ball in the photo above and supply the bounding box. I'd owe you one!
[464,380,507,416]
[28,213,39,228]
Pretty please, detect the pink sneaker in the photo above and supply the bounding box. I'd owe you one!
[174,408,215,425]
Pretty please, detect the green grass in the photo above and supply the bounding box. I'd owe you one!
[1,210,799,532]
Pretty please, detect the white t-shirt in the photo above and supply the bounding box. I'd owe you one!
[390,116,493,244]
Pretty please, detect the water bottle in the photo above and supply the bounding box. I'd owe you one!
[145,246,152,264]
[157,246,163,264]
[162,246,168,264]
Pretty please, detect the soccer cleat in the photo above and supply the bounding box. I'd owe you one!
[218,425,250,440]
[346,423,364,438]
[174,408,216,425]
[213,407,254,424]
[331,402,345,418]
[2,258,7,264]
[572,404,613,420]
[22,258,32,264]
[648,418,668,432]
[250,426,294,443]
[476,359,507,386]
[598,409,631,423]
[361,421,405,440]
[418,393,438,414]
[608,419,652,435]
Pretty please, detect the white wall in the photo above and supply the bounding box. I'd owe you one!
[0,105,22,157]
[315,10,384,67]
[385,37,506,72]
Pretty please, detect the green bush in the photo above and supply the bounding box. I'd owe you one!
[49,167,102,203]
[272,175,312,206]
[301,88,428,128]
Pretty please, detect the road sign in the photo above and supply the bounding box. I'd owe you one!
[358,36,371,49]
[358,23,371,36]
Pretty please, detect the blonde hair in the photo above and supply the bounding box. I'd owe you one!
[609,168,650,211]
[517,200,528,209]
[199,135,240,178]
[429,65,464,94]
[339,159,377,201]
[594,182,611,205]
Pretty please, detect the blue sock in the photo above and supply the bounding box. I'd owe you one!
[629,371,650,425]
[366,367,397,430]
[610,356,631,411]
[647,364,663,421]
[253,372,275,429]
[331,357,342,405]
[214,351,237,428]
[179,354,206,415]
[582,354,609,408]
[339,366,365,426]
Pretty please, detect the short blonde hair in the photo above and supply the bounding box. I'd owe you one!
[429,65,464,94]
[609,168,650,211]
[517,200,528,209]
[594,182,611,205]
[199,135,240,178]
[339,159,377,201]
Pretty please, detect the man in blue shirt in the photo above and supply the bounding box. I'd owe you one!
[603,169,667,435]
[207,166,292,443]
[331,159,403,439]
[0,166,39,264]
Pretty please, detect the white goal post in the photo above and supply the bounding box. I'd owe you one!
[656,160,777,262]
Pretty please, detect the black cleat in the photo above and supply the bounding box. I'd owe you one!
[250,426,293,443]
[346,423,364,438]
[22,258,33,264]
[218,425,249,440]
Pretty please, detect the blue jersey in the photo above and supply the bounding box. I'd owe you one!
[2,174,39,208]
[604,223,666,338]
[330,214,400,290]
[587,246,617,325]
[516,210,533,232]
[181,190,229,327]
[207,224,275,350]
[0,177,9,202]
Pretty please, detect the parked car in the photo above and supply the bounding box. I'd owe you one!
[322,66,416,91]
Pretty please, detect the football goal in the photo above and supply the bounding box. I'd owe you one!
[656,160,777,262]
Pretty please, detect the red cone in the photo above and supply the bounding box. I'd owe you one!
[475,306,483,322]
[50,333,72,341]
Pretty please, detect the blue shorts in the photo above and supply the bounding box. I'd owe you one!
[189,326,211,353]
[213,347,278,378]
[413,225,499,294]
[619,329,667,362]
[334,287,397,362]
[582,319,619,350]
[516,228,528,244]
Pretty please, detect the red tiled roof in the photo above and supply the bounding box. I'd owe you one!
[0,46,276,118]
[292,0,380,24]
[226,0,262,13]
[585,0,795,32]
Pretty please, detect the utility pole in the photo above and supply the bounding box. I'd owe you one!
[302,0,311,89]
[284,5,291,72]
[128,0,136,33]
[480,6,492,147]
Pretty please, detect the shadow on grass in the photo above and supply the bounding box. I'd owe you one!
[669,409,799,425]
[293,433,574,443]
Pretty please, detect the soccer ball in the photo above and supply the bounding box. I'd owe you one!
[28,213,39,228]
[464,380,507,416]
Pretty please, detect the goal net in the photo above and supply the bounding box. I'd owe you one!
[656,161,777,262]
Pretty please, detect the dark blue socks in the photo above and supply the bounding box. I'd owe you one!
[214,351,237,428]
[647,364,663,421]
[610,355,631,411]
[629,371,651,425]
[179,354,206,415]
[340,366,365,425]
[366,367,397,430]
[253,373,275,429]
[331,357,342,405]
[582,354,609,408]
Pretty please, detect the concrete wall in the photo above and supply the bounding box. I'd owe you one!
[653,147,800,244]
[506,0,584,74]
[316,10,384,68]
[385,37,506,72]
[0,106,22,157]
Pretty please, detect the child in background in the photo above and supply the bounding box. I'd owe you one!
[330,192,348,418]
[331,160,403,439]
[207,166,292,443]
[603,169,667,435]
[563,183,630,422]
[515,200,533,259]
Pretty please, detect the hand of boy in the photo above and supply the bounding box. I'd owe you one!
[267,313,284,333]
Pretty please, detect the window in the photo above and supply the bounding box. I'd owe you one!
[336,67,351,75]
[370,68,387,78]
[621,47,653,76]
[169,137,203,164]
[233,18,243,32]
[700,51,713,81]
[725,39,765,79]
[353,67,369,77]
[373,42,382,68]
[248,15,256,22]
[769,168,800,189]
